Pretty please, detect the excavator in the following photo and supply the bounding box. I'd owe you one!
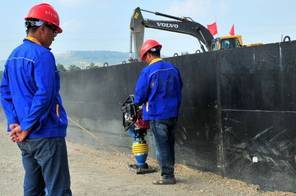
[129,7,244,60]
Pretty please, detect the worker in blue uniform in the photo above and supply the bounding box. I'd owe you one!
[134,39,183,185]
[0,3,71,196]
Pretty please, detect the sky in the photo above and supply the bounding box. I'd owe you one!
[1,0,296,60]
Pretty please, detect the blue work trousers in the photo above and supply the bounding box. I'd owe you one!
[150,118,177,179]
[17,137,72,196]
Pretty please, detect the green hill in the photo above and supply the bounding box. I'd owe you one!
[0,60,5,70]
[55,50,130,68]
[0,50,131,70]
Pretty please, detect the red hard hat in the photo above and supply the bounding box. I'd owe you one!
[25,3,62,33]
[140,39,162,60]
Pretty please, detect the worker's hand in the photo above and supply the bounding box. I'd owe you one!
[9,125,29,143]
[9,125,21,142]
[15,131,30,143]
[9,123,19,131]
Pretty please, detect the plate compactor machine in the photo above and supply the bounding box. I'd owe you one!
[121,95,157,174]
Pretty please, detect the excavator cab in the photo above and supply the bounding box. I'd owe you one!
[211,35,243,51]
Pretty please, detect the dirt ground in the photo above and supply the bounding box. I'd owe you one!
[0,126,295,196]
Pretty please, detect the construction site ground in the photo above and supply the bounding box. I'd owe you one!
[0,121,295,196]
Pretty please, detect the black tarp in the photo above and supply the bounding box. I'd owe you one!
[60,41,296,192]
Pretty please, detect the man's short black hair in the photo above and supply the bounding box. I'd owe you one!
[25,19,41,34]
[147,47,161,57]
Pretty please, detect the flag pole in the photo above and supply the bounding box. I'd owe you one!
[215,16,218,37]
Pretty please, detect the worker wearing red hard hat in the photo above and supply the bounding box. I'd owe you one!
[23,3,62,48]
[139,39,162,61]
[134,39,183,185]
[0,3,71,195]
[25,3,63,33]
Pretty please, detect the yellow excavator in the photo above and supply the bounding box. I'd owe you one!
[211,35,243,50]
[130,7,256,60]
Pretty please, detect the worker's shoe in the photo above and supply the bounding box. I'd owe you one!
[152,177,176,185]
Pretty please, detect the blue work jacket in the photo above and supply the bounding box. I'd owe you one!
[0,39,67,138]
[134,59,182,120]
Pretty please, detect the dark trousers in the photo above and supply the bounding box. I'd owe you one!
[17,138,72,196]
[150,118,177,179]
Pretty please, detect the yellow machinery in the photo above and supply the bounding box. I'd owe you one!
[130,7,263,59]
[211,35,243,50]
[211,35,263,51]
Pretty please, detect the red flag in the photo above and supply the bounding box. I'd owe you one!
[229,24,235,36]
[207,22,218,36]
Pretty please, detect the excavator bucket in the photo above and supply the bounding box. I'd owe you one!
[130,7,145,60]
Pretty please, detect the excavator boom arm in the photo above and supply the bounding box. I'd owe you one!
[130,7,214,59]
[143,19,213,50]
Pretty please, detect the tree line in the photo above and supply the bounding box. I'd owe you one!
[57,62,99,72]
[0,62,98,78]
